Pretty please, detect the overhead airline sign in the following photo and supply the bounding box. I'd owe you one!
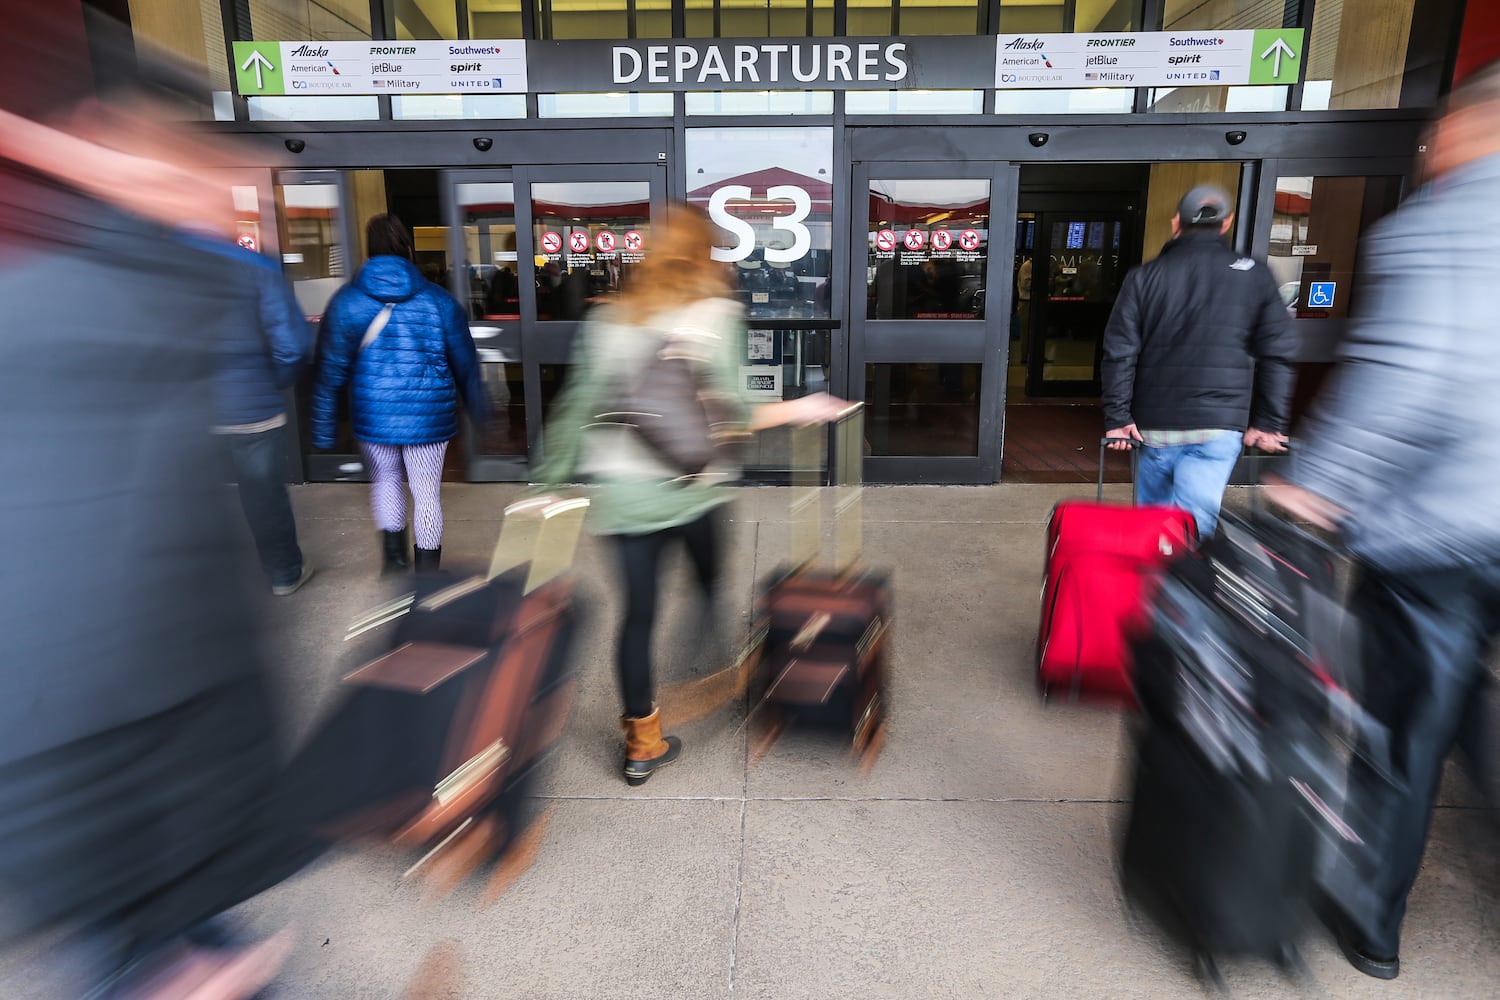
[995,29,1303,89]
[233,30,1303,97]
[233,40,529,95]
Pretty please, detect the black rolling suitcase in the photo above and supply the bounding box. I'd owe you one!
[1120,510,1362,988]
[746,404,891,768]
[282,497,586,877]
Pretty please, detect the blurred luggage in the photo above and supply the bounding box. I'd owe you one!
[1120,510,1369,987]
[284,497,586,871]
[748,404,890,767]
[1037,439,1196,704]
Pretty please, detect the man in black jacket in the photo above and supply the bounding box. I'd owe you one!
[1101,186,1297,535]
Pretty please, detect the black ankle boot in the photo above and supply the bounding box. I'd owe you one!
[414,546,442,573]
[381,530,410,574]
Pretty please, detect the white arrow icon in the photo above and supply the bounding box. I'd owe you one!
[1260,37,1296,79]
[241,50,275,90]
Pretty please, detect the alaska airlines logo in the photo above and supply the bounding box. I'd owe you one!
[289,44,329,57]
[1004,38,1046,51]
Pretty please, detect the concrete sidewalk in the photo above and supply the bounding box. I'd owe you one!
[237,483,1499,999]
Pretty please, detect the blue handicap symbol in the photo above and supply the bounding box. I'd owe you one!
[1307,281,1336,308]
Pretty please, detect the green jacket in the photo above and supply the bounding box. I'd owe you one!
[533,297,754,536]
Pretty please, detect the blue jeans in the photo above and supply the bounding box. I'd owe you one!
[223,426,303,587]
[1134,431,1242,537]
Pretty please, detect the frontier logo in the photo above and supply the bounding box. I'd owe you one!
[1086,38,1137,48]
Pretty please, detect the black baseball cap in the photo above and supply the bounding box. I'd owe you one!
[1177,185,1232,226]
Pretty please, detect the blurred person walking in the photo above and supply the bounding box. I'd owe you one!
[535,205,847,787]
[1269,63,1500,981]
[1101,185,1297,536]
[179,231,316,596]
[0,31,300,1000]
[311,214,487,574]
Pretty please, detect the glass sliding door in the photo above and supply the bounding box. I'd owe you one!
[444,162,668,480]
[850,161,1016,483]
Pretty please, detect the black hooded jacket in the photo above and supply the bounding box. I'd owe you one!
[1101,229,1297,434]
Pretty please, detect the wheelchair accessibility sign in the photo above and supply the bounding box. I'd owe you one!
[1307,281,1336,308]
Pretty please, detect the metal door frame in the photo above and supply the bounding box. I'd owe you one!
[849,159,1017,484]
[442,168,525,480]
[276,168,363,483]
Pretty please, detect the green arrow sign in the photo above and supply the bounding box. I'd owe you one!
[1249,29,1303,86]
[233,42,284,96]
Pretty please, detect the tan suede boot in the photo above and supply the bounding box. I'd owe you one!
[621,707,682,786]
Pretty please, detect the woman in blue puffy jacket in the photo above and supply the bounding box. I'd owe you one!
[312,214,486,573]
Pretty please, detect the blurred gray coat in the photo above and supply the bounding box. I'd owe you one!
[1290,154,1500,572]
[0,175,288,954]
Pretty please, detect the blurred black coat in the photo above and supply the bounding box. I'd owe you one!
[0,176,293,954]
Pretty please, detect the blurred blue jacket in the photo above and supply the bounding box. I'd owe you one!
[311,255,486,449]
[1289,153,1500,571]
[178,234,313,428]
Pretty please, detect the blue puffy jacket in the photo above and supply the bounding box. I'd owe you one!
[311,256,486,449]
[177,234,313,428]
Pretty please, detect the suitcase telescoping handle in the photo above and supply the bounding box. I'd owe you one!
[789,401,865,573]
[344,495,589,641]
[488,495,590,593]
[1096,436,1140,503]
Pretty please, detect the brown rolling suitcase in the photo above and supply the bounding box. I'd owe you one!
[284,497,587,872]
[748,404,891,767]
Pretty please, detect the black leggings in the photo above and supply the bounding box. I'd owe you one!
[613,510,721,719]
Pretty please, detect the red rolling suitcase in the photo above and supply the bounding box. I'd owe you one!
[1037,439,1196,704]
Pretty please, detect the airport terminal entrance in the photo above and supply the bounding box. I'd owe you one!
[271,157,667,483]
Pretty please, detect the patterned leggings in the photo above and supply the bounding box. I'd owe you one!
[360,441,448,550]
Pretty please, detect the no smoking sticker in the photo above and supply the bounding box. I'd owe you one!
[931,230,953,252]
[595,231,617,254]
[540,231,562,254]
[236,234,258,252]
[875,229,896,252]
[903,229,926,251]
[624,230,644,252]
[569,231,590,253]
[959,229,981,252]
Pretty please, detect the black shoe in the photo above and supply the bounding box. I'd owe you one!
[1320,900,1400,980]
[381,530,410,574]
[624,736,682,787]
[413,546,442,574]
[1332,930,1399,980]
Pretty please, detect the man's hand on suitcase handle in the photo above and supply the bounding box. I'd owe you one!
[1244,428,1289,453]
[1106,424,1143,451]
